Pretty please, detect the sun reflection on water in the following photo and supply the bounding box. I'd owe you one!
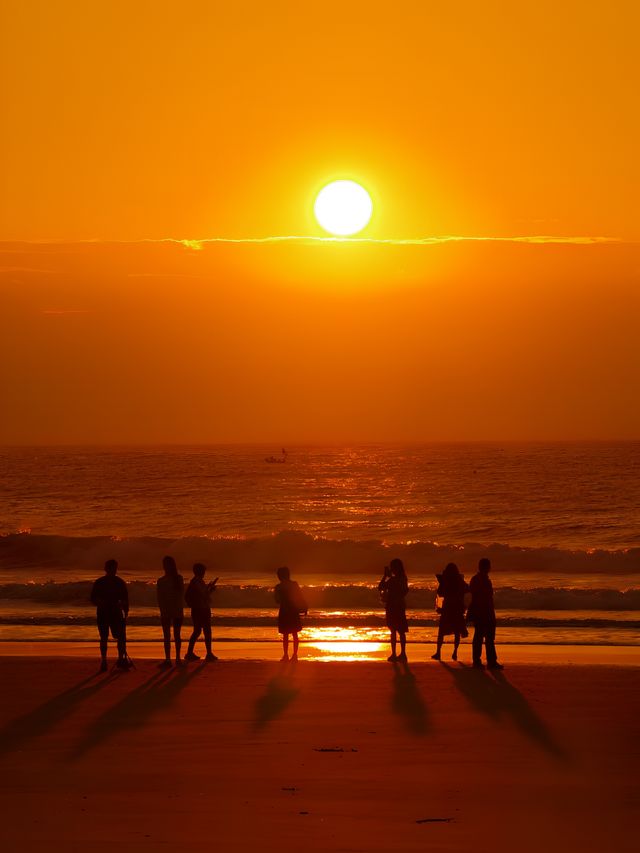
[303,625,386,661]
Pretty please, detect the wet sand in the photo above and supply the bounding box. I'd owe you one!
[0,657,637,852]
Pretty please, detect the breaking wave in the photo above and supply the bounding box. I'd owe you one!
[1,580,638,612]
[2,531,640,576]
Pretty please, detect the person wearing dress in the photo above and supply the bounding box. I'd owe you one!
[431,562,469,661]
[378,558,409,662]
[156,555,185,667]
[184,563,218,662]
[467,557,503,669]
[274,566,307,662]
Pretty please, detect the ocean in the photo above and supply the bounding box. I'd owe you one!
[1,443,639,651]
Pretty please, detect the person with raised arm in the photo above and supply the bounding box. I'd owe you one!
[378,558,409,662]
[184,563,218,662]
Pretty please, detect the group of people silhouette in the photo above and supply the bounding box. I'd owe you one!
[90,555,501,671]
[377,557,501,668]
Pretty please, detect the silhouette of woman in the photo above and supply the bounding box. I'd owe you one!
[274,566,307,662]
[378,558,409,662]
[156,556,185,667]
[431,562,469,661]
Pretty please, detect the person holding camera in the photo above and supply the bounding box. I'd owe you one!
[184,563,218,661]
[378,558,409,662]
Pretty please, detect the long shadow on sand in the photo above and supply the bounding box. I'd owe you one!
[441,663,567,760]
[391,661,430,735]
[254,661,299,729]
[71,663,206,759]
[0,669,119,757]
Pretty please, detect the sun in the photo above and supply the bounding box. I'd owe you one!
[314,180,373,236]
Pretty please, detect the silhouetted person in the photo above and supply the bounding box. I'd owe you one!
[185,563,218,661]
[378,558,409,662]
[157,555,185,667]
[432,562,469,661]
[467,557,503,669]
[274,566,307,662]
[90,559,130,672]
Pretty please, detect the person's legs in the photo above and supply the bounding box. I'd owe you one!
[161,616,171,661]
[114,617,127,660]
[389,630,398,660]
[187,610,202,658]
[282,632,290,660]
[291,632,299,659]
[203,610,216,659]
[432,628,444,660]
[398,631,407,659]
[472,624,484,665]
[97,615,109,667]
[485,620,499,666]
[452,632,460,660]
[173,617,183,661]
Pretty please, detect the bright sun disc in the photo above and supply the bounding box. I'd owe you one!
[314,180,373,236]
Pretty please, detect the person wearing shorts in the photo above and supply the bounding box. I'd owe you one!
[91,559,130,671]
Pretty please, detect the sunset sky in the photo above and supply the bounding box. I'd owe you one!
[1,1,638,443]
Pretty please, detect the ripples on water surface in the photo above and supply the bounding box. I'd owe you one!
[1,443,639,647]
[1,442,639,548]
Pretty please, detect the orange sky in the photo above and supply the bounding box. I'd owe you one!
[1,2,638,442]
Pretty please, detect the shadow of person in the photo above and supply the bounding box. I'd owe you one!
[71,663,206,759]
[253,661,298,729]
[391,661,430,735]
[442,663,567,760]
[489,669,567,760]
[0,670,117,757]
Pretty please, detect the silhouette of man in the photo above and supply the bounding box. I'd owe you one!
[184,563,218,661]
[468,557,503,670]
[91,559,130,671]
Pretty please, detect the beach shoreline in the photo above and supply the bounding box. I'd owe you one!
[0,639,637,665]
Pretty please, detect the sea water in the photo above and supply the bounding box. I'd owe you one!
[1,443,638,648]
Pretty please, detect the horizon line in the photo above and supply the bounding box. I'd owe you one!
[0,234,630,251]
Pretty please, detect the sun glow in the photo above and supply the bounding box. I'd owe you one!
[314,180,373,236]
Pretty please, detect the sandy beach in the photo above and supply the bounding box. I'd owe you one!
[0,655,637,853]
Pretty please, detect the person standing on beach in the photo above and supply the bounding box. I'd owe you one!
[91,559,130,672]
[156,556,185,667]
[378,558,409,662]
[431,562,469,661]
[467,557,503,669]
[274,566,307,662]
[184,563,218,661]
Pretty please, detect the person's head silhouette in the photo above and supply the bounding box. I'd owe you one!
[277,566,290,582]
[104,559,118,576]
[389,558,406,578]
[479,557,491,575]
[193,563,206,578]
[163,555,178,576]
